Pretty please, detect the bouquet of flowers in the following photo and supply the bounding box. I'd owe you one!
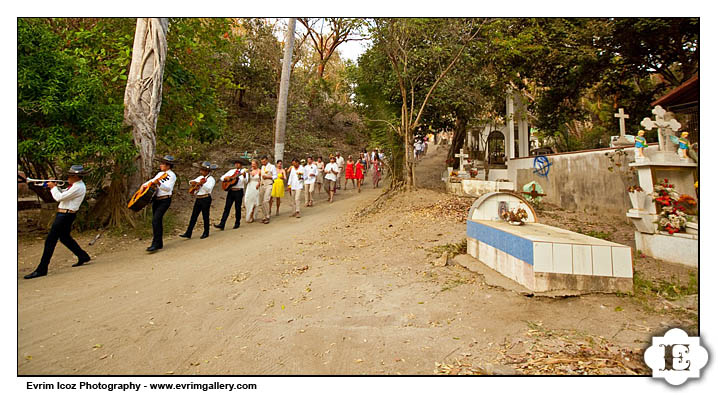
[502,207,528,224]
[652,179,692,234]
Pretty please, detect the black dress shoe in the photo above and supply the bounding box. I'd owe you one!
[24,271,47,279]
[213,224,224,230]
[179,233,191,239]
[200,233,209,239]
[72,256,91,267]
[146,245,162,252]
[233,224,240,229]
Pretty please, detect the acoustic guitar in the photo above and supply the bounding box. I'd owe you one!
[128,172,169,211]
[222,168,246,191]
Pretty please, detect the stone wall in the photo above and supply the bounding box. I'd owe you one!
[507,144,661,216]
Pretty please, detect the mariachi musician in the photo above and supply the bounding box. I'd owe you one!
[179,161,218,239]
[25,165,92,279]
[214,159,248,230]
[142,155,177,252]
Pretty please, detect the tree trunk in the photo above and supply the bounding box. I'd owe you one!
[274,18,296,163]
[447,117,467,168]
[124,18,169,191]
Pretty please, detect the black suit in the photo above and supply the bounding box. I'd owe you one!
[36,213,89,274]
[218,188,243,228]
[151,197,172,247]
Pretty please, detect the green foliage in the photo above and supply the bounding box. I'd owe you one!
[17,18,135,183]
[633,271,698,301]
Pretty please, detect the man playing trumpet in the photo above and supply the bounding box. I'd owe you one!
[24,165,91,279]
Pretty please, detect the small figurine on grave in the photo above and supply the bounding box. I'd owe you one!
[635,130,647,160]
[677,132,690,160]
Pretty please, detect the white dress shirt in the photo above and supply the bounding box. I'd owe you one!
[143,170,177,197]
[190,175,216,196]
[261,164,278,184]
[287,166,305,190]
[323,162,339,181]
[220,168,247,189]
[336,156,345,169]
[303,163,318,184]
[51,180,86,211]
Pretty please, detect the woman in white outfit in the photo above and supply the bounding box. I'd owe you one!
[244,159,261,223]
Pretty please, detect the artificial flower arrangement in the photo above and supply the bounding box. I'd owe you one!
[502,207,528,225]
[652,179,695,234]
[627,185,643,193]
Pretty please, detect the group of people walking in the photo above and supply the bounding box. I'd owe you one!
[23,150,385,279]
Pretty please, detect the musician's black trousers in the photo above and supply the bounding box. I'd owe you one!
[151,197,172,247]
[218,189,243,228]
[36,213,89,274]
[185,196,212,236]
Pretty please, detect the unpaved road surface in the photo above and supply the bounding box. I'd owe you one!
[18,145,696,375]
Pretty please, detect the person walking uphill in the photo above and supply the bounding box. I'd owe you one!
[215,159,248,231]
[259,156,277,224]
[323,155,339,203]
[180,161,218,239]
[144,155,177,252]
[287,158,304,218]
[303,156,318,207]
[24,165,92,279]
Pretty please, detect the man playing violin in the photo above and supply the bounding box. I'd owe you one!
[143,155,177,252]
[24,165,91,279]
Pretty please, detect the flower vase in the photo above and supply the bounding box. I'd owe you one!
[629,190,646,210]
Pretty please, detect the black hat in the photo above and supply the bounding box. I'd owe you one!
[199,161,219,171]
[155,155,175,165]
[67,164,89,175]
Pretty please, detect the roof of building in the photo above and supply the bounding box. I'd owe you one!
[652,74,699,108]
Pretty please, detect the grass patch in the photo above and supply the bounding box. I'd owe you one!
[429,238,467,259]
[633,271,698,301]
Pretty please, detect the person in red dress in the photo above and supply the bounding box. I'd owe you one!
[354,159,364,193]
[344,155,356,190]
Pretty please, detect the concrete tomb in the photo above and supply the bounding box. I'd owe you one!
[627,105,697,267]
[466,192,633,293]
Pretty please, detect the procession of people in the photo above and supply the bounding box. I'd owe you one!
[22,149,385,278]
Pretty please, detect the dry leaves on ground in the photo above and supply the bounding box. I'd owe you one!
[414,197,474,223]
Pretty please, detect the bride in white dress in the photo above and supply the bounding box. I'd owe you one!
[244,159,261,223]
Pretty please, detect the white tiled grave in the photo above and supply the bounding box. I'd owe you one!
[467,219,634,293]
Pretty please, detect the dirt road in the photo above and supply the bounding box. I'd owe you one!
[18,145,695,375]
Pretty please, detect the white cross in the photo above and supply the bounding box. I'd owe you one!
[455,149,469,171]
[640,105,681,151]
[614,108,629,138]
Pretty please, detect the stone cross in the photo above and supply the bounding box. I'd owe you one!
[455,149,469,172]
[614,108,631,145]
[640,105,681,152]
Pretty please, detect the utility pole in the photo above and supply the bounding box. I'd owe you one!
[274,18,296,162]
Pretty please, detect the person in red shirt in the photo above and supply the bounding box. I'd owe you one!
[344,155,355,190]
[354,159,364,193]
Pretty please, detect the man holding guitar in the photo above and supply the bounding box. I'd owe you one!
[142,155,177,252]
[180,161,217,239]
[214,159,248,230]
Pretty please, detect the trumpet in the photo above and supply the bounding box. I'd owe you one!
[25,177,67,187]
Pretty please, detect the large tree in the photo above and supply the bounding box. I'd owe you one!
[124,18,169,187]
[369,18,485,189]
[297,18,365,81]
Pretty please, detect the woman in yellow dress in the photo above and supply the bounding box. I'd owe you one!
[269,160,286,216]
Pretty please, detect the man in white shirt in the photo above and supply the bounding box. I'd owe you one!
[142,155,177,252]
[323,155,339,203]
[303,156,318,207]
[335,153,345,191]
[315,156,325,197]
[215,159,248,230]
[180,161,218,239]
[25,165,92,279]
[259,155,277,224]
[414,140,423,160]
[287,158,304,217]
